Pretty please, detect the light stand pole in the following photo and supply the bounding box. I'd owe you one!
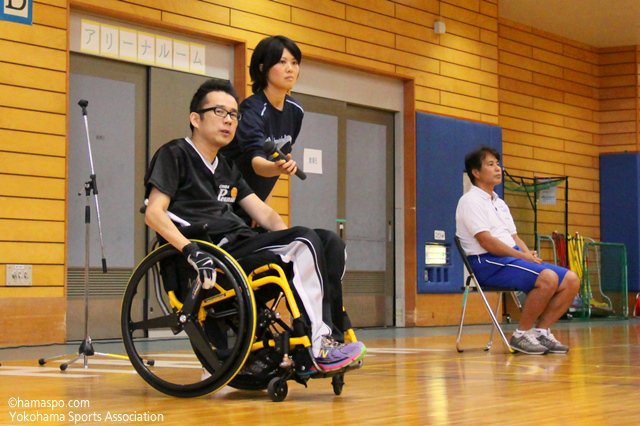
[38,99,129,370]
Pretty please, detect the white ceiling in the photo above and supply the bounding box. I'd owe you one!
[500,0,640,48]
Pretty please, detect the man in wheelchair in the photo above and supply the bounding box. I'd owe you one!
[143,78,366,374]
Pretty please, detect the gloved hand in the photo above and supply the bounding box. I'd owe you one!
[182,242,216,290]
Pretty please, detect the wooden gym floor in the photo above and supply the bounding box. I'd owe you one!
[1,319,639,425]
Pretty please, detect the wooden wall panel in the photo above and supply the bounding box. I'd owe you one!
[395,5,439,32]
[498,17,609,245]
[201,0,292,21]
[0,21,66,49]
[0,297,66,345]
[292,8,395,48]
[0,242,65,264]
[0,0,68,346]
[0,220,64,242]
[273,0,346,19]
[0,62,67,92]
[596,46,638,154]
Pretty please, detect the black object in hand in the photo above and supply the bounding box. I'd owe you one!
[263,140,307,180]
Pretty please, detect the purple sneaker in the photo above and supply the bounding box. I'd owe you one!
[314,336,366,372]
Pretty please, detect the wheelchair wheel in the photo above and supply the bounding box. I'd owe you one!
[121,241,256,398]
[332,374,344,395]
[267,377,288,402]
[227,347,282,391]
[228,302,285,391]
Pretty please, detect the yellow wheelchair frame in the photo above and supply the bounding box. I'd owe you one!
[121,238,361,402]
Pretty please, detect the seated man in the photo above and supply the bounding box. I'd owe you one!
[144,78,365,371]
[455,146,580,355]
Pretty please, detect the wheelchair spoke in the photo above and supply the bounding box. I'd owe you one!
[184,321,221,371]
[129,314,179,331]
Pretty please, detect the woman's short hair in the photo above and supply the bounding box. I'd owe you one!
[249,35,302,94]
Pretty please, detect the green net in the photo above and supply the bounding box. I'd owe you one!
[503,171,567,193]
[575,242,628,319]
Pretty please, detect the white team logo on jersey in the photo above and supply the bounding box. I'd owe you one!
[265,135,292,151]
[218,184,237,203]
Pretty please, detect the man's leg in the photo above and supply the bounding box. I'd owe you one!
[505,269,558,355]
[536,270,580,329]
[224,226,365,369]
[471,255,561,355]
[518,269,559,330]
[313,228,346,342]
[533,270,580,354]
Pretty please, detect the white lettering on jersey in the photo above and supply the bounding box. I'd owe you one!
[217,184,237,203]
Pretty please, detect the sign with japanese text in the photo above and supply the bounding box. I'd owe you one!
[80,19,208,76]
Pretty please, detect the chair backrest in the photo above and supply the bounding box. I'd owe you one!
[454,236,478,290]
[454,235,474,276]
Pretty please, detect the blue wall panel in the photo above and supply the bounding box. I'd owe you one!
[416,112,502,293]
[600,153,640,291]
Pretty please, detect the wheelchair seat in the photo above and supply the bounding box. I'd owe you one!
[121,236,362,401]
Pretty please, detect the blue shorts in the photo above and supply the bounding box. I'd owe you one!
[468,246,570,293]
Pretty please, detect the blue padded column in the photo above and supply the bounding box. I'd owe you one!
[416,112,502,293]
[600,153,640,291]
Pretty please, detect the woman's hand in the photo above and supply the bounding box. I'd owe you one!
[274,153,298,176]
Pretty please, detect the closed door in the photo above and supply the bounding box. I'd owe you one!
[290,94,395,327]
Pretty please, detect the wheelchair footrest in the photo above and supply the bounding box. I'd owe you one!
[297,358,363,379]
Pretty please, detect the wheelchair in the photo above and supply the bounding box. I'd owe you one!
[121,224,362,402]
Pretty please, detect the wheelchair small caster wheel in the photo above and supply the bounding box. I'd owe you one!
[268,377,288,402]
[332,374,344,395]
[146,359,155,367]
[60,364,68,371]
[38,358,46,366]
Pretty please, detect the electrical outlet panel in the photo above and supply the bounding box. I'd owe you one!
[6,264,32,286]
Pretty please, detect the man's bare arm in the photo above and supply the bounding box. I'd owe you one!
[475,231,541,263]
[512,234,541,262]
[238,194,287,232]
[145,187,191,251]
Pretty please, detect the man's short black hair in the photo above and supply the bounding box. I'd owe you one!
[189,79,239,131]
[464,145,501,185]
[249,35,302,94]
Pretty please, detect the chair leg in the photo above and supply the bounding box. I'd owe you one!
[486,293,502,351]
[475,284,515,353]
[456,287,470,353]
[510,291,523,311]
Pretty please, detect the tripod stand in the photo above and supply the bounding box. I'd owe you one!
[39,100,128,370]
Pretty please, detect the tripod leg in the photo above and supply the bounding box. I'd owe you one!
[60,354,83,371]
[39,353,76,366]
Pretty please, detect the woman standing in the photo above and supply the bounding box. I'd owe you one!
[221,35,302,204]
[222,36,350,344]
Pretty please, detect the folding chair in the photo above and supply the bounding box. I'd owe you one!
[454,236,517,353]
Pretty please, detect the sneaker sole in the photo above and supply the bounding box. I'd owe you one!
[547,348,569,354]
[511,346,549,355]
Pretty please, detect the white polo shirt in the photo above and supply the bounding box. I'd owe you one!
[455,185,517,255]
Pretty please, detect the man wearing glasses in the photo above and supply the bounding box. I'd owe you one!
[144,79,366,373]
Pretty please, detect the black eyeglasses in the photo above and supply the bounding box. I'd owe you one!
[197,106,242,122]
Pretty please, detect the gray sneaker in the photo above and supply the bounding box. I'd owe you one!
[510,333,549,355]
[537,332,569,354]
